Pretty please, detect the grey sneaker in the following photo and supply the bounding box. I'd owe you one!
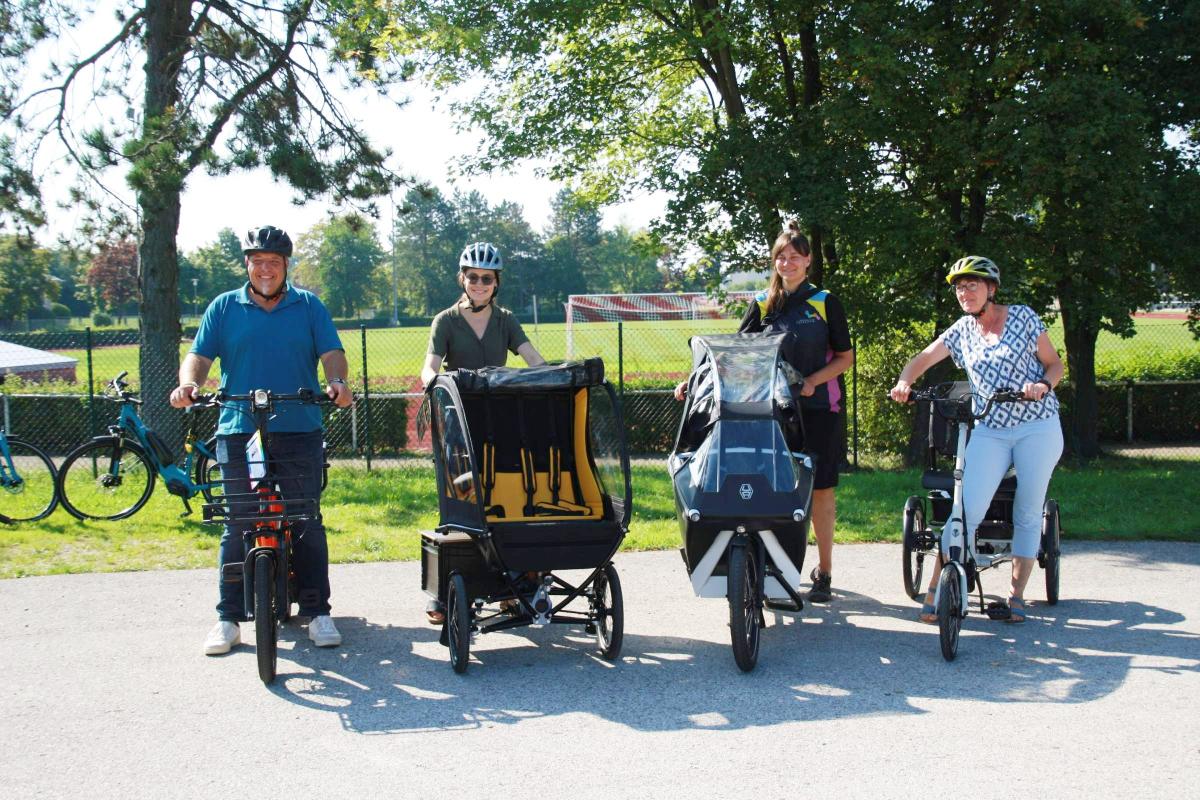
[203,621,241,655]
[308,615,342,647]
[807,568,832,603]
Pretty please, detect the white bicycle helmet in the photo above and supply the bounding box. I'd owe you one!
[946,255,1000,286]
[459,242,503,272]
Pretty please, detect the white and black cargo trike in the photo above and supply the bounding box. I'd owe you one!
[417,359,632,673]
[902,381,1063,661]
[668,334,816,671]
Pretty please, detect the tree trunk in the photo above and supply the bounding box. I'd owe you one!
[137,0,192,446]
[1058,295,1102,459]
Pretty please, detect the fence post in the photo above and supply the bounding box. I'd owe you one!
[1126,380,1134,443]
[86,326,96,437]
[360,324,372,471]
[617,321,624,398]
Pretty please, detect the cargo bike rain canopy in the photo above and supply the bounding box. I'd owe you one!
[417,359,631,573]
[670,333,815,504]
[669,334,816,579]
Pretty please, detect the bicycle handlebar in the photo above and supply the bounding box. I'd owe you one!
[906,382,1027,421]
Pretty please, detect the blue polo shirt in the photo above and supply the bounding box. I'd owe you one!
[192,284,343,435]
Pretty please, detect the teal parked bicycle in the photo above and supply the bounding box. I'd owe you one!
[0,375,59,523]
[56,372,223,520]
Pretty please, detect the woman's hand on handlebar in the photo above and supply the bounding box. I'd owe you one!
[888,379,913,403]
[1021,381,1052,402]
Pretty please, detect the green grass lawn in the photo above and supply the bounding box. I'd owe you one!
[2,456,1195,579]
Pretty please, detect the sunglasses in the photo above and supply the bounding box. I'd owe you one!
[953,278,984,293]
[464,273,495,286]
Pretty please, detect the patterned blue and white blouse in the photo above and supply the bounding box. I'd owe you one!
[938,304,1060,429]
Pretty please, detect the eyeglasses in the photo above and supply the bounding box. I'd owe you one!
[464,273,495,286]
[953,278,984,293]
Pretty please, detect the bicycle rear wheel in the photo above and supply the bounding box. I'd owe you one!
[0,437,59,522]
[57,438,156,520]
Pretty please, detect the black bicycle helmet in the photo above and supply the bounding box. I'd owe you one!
[243,225,294,258]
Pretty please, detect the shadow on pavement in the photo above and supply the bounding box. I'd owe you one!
[261,584,1199,734]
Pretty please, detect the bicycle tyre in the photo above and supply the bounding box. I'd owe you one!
[902,496,926,600]
[254,552,278,685]
[194,437,223,504]
[937,566,962,662]
[447,572,471,674]
[57,438,156,521]
[0,437,60,522]
[593,562,624,660]
[728,543,761,672]
[1042,500,1061,606]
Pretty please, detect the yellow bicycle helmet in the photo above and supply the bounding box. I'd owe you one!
[946,255,1000,286]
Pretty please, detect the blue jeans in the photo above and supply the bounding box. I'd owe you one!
[962,416,1063,559]
[215,430,330,620]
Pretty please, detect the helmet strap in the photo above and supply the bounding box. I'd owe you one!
[970,295,993,319]
[248,279,287,302]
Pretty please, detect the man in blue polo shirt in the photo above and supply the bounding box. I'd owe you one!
[170,225,353,656]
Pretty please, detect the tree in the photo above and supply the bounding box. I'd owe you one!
[2,1,399,436]
[296,213,385,318]
[181,228,244,315]
[371,0,1200,458]
[393,185,464,315]
[595,226,666,294]
[85,239,139,322]
[0,234,54,324]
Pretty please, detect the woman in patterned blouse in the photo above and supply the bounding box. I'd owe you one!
[889,256,1064,624]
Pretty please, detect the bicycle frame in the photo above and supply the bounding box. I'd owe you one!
[0,431,24,490]
[108,402,217,498]
[925,389,1024,617]
[202,389,326,623]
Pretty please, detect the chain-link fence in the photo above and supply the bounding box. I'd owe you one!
[0,309,1195,469]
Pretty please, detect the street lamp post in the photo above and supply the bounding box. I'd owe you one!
[191,278,199,319]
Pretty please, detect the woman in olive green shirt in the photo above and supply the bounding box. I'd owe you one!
[420,241,546,390]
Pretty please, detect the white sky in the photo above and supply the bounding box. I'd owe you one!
[28,5,665,253]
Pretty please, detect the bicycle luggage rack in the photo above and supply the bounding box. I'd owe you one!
[201,493,317,525]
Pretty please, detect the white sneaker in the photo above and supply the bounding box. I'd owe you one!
[203,621,241,655]
[308,615,342,647]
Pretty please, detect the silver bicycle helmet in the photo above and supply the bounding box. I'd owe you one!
[459,241,503,272]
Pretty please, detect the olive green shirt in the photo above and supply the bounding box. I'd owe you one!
[428,303,531,370]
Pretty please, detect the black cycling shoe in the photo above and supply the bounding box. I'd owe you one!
[807,567,832,603]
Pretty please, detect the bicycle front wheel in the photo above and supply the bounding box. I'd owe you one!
[0,437,59,522]
[57,438,156,520]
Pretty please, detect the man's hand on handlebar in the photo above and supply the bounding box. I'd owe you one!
[170,383,201,409]
[326,380,353,409]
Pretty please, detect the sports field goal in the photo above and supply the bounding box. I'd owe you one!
[564,291,755,357]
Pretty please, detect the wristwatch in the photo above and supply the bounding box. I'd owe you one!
[329,378,347,386]
[1036,379,1053,391]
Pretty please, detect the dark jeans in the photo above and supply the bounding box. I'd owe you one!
[215,430,330,620]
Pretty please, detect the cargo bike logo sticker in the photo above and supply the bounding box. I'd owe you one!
[738,483,754,500]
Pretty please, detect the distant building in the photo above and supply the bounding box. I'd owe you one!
[0,340,78,382]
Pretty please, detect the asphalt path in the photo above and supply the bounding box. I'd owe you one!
[3,541,1198,799]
